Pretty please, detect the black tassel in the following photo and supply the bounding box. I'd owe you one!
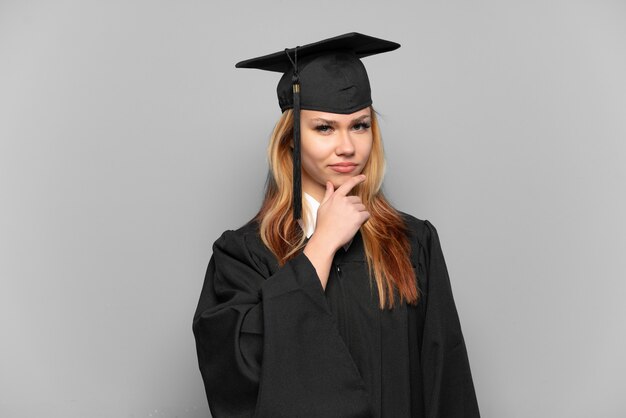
[285,46,302,221]
[292,80,301,221]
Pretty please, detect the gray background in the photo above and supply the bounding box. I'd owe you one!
[1,0,625,417]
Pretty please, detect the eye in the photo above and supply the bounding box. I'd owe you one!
[314,124,333,133]
[352,122,371,131]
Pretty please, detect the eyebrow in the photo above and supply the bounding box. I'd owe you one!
[310,114,371,125]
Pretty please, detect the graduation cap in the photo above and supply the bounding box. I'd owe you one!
[235,32,400,222]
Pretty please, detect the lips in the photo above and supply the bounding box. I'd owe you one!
[330,163,357,167]
[329,163,358,173]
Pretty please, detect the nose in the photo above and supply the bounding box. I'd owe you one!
[335,129,355,155]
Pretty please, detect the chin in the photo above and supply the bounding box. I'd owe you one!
[330,178,349,187]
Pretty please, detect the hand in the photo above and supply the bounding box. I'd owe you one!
[313,174,371,253]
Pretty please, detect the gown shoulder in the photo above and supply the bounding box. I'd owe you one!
[395,209,443,268]
[396,210,435,238]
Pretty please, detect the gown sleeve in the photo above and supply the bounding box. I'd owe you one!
[192,229,372,418]
[420,220,481,417]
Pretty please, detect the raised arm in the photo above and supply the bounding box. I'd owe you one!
[192,229,373,418]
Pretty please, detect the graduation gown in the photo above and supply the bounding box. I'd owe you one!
[192,211,480,417]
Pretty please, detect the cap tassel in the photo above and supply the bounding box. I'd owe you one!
[285,47,302,222]
[292,80,302,221]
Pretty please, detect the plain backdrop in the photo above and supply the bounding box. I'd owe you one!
[1,0,625,417]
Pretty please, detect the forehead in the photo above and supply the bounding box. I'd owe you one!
[301,108,371,121]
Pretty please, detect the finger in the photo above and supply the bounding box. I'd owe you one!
[346,195,363,204]
[334,174,366,197]
[321,181,334,205]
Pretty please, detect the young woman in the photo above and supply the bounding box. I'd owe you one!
[193,33,480,418]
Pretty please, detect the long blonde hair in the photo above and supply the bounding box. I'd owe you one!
[252,106,420,309]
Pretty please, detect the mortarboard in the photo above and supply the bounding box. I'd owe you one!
[235,32,400,222]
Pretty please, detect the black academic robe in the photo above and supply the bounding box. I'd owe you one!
[192,211,480,418]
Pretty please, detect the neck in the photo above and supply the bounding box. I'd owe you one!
[301,173,324,203]
[304,190,321,204]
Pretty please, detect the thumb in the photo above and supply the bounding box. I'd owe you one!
[321,181,334,205]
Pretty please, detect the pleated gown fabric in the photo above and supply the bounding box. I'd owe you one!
[193,211,480,417]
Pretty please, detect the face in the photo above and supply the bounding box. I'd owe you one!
[298,107,373,203]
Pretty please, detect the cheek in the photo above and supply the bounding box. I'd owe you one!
[300,136,334,164]
[300,149,326,177]
[358,134,374,158]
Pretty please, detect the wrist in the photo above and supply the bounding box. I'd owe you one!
[304,233,336,259]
